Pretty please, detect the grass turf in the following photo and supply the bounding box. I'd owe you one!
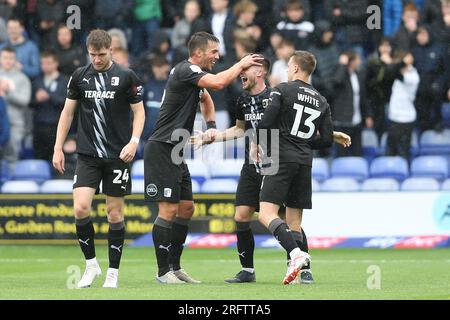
[0,246,449,300]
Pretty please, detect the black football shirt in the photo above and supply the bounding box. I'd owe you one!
[149,60,207,145]
[257,79,333,166]
[235,86,271,164]
[67,62,143,159]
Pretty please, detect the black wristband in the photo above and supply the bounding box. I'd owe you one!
[206,121,216,130]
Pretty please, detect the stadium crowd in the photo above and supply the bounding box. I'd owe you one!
[0,0,449,180]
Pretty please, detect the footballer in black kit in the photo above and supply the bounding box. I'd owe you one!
[53,29,145,288]
[143,32,264,284]
[68,62,143,195]
[256,50,335,285]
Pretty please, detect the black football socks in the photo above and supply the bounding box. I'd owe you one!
[108,221,125,269]
[76,216,96,260]
[152,217,172,277]
[268,218,298,255]
[236,221,255,269]
[168,217,189,271]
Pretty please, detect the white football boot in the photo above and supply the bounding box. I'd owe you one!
[77,259,102,288]
[156,271,186,284]
[102,268,119,288]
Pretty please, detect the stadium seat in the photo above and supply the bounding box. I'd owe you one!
[401,177,440,191]
[131,160,144,180]
[362,129,379,159]
[312,178,320,192]
[40,179,73,193]
[379,131,419,157]
[0,160,11,184]
[321,178,360,192]
[185,159,210,185]
[312,158,329,182]
[360,178,400,192]
[331,157,368,181]
[441,102,450,127]
[369,156,409,181]
[131,179,144,194]
[441,179,450,191]
[192,180,201,193]
[209,159,243,180]
[1,180,40,193]
[410,156,448,181]
[12,160,51,183]
[201,178,238,193]
[419,129,450,155]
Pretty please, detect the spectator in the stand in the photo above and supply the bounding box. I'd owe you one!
[412,25,447,131]
[0,47,31,167]
[233,0,263,50]
[131,0,162,57]
[431,0,450,50]
[36,0,64,49]
[171,0,203,50]
[94,0,133,30]
[386,51,420,160]
[142,55,170,140]
[0,17,7,44]
[276,0,314,50]
[308,19,339,102]
[53,25,87,77]
[108,28,129,51]
[365,38,398,138]
[0,0,25,21]
[112,48,130,68]
[262,31,283,64]
[207,0,236,59]
[30,51,67,162]
[383,0,404,37]
[0,83,10,158]
[331,51,372,157]
[423,0,444,24]
[325,0,369,57]
[269,38,295,86]
[273,0,312,22]
[0,18,40,79]
[394,4,420,51]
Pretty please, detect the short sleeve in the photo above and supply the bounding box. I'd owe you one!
[235,96,245,121]
[66,69,81,100]
[177,62,208,86]
[127,70,144,104]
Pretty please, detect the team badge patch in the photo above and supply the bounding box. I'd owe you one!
[111,77,120,86]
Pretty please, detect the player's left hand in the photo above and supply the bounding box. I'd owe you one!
[120,142,138,163]
[333,131,352,148]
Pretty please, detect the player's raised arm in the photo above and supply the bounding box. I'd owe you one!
[197,54,263,90]
[53,98,78,174]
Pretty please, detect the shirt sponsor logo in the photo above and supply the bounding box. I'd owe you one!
[84,90,116,99]
[245,113,263,121]
[146,184,158,197]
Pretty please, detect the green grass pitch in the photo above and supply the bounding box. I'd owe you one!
[0,245,449,300]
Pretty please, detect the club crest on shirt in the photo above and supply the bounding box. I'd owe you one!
[111,77,120,86]
[262,99,269,108]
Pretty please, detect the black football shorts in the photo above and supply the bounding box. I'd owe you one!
[73,154,131,197]
[235,164,263,211]
[259,162,312,209]
[144,140,193,203]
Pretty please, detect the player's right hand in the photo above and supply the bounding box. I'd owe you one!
[239,54,264,70]
[52,149,65,174]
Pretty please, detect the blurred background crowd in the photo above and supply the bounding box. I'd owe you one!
[0,0,449,180]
